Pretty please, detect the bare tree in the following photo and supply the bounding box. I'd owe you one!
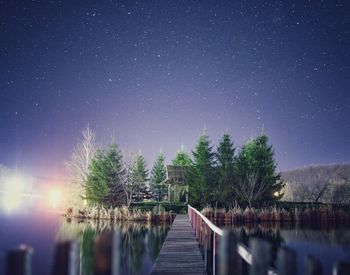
[65,125,97,205]
[339,172,350,184]
[122,151,137,207]
[282,164,350,203]
[234,172,269,208]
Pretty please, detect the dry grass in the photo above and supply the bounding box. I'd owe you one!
[64,205,174,222]
[201,206,349,226]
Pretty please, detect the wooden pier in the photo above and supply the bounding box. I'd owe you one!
[151,214,206,275]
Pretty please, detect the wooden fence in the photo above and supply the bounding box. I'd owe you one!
[188,204,350,275]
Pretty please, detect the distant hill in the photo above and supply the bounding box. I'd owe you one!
[281,163,350,203]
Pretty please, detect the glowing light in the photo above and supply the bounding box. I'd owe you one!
[2,175,25,212]
[274,191,279,197]
[48,189,62,208]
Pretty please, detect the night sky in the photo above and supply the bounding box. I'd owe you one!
[1,1,350,179]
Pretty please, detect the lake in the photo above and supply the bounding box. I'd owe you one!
[0,210,170,275]
[2,209,350,275]
[221,223,350,275]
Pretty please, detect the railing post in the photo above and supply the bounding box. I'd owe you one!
[94,231,121,275]
[52,241,79,275]
[249,238,272,275]
[204,224,207,270]
[304,255,322,275]
[219,231,239,275]
[333,261,350,275]
[199,219,202,245]
[213,232,216,275]
[276,246,296,275]
[6,245,33,275]
[197,215,200,240]
[207,230,214,275]
[201,219,204,246]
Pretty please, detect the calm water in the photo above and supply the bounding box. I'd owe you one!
[222,223,350,275]
[2,209,350,275]
[0,210,169,275]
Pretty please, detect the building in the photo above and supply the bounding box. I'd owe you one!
[161,165,188,203]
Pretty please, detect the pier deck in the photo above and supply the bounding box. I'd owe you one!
[151,214,206,275]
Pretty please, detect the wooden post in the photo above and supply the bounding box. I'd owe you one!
[168,184,171,202]
[249,238,272,275]
[52,241,79,275]
[94,231,121,275]
[214,233,218,275]
[333,261,350,275]
[219,231,239,275]
[276,246,296,275]
[204,225,207,270]
[207,230,214,275]
[6,245,33,275]
[304,255,322,275]
[196,214,199,239]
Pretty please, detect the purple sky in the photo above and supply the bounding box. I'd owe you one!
[1,1,349,180]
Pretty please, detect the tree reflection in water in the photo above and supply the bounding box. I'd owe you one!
[223,223,350,271]
[56,218,169,275]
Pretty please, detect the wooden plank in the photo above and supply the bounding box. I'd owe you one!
[52,241,79,275]
[249,238,272,275]
[333,261,350,275]
[304,255,322,275]
[6,245,33,275]
[151,214,206,275]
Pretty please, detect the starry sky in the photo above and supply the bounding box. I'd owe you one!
[1,0,349,179]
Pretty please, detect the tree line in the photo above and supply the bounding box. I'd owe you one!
[184,133,284,208]
[65,126,284,209]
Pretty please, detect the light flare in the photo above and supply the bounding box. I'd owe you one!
[48,189,62,208]
[2,175,25,212]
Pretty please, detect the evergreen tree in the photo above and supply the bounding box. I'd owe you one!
[85,143,126,208]
[187,134,216,208]
[150,152,167,201]
[215,134,235,207]
[132,152,149,200]
[103,143,127,206]
[85,150,109,207]
[172,146,192,166]
[233,135,284,207]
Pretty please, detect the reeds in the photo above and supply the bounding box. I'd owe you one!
[201,205,350,226]
[64,205,174,223]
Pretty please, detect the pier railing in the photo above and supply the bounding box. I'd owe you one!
[188,204,350,275]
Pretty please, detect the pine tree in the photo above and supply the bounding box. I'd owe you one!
[233,135,284,207]
[85,150,109,207]
[132,152,149,201]
[172,146,192,166]
[103,143,127,207]
[150,152,167,201]
[85,143,126,208]
[187,134,216,208]
[215,134,235,207]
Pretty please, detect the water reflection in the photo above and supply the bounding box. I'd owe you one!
[222,223,350,274]
[56,218,169,275]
